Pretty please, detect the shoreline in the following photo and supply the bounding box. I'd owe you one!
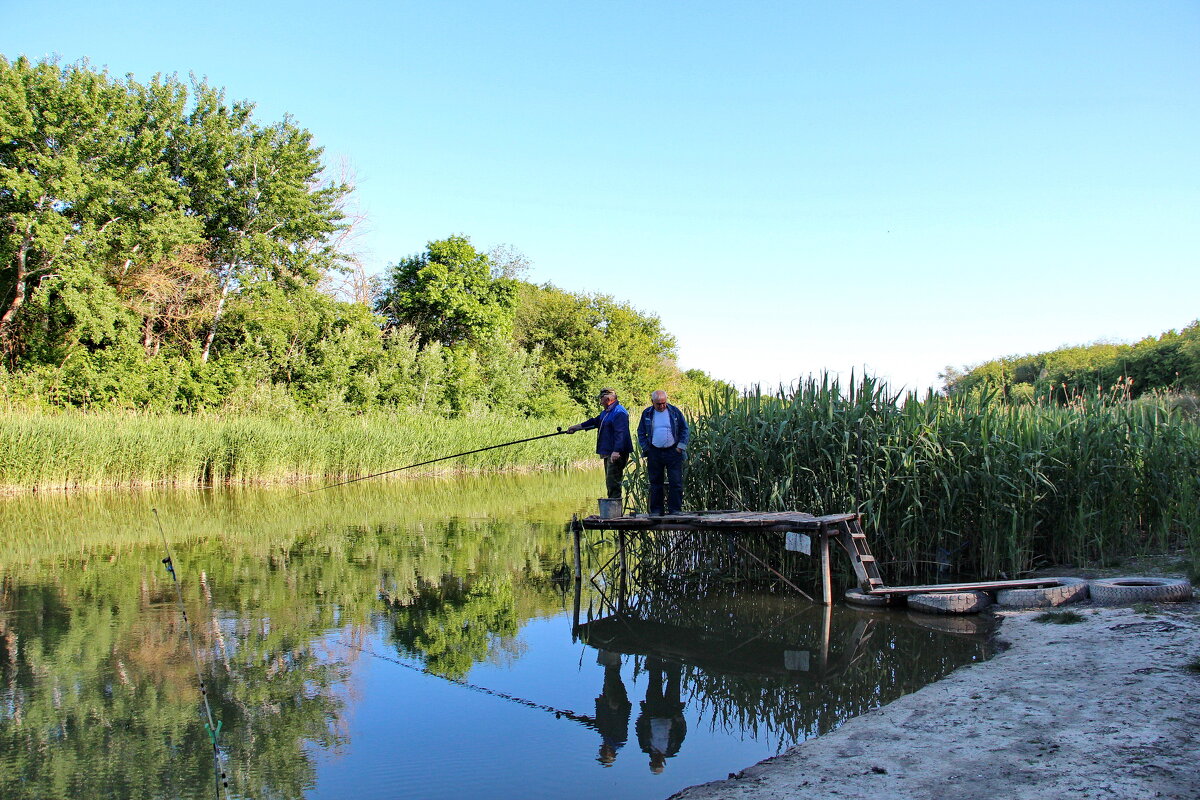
[671,601,1200,800]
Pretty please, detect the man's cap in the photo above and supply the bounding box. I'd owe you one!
[597,388,616,398]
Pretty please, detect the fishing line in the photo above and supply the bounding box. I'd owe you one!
[296,428,569,496]
[154,508,233,800]
[335,635,599,729]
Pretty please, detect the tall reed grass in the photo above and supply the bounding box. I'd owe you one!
[0,409,595,491]
[679,374,1200,583]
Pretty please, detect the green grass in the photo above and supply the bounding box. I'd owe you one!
[1034,610,1086,624]
[0,408,596,491]
[672,374,1200,584]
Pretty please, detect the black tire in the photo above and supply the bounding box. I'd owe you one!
[1088,577,1193,605]
[996,578,1089,608]
[844,589,898,607]
[906,591,992,615]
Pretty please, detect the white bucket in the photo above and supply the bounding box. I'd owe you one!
[597,498,622,519]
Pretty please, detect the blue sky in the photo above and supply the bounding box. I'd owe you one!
[5,1,1198,393]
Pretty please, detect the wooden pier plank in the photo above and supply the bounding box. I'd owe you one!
[867,578,1069,596]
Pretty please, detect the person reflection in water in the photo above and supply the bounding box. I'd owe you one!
[594,650,632,765]
[635,657,687,773]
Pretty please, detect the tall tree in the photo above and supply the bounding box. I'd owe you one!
[0,57,200,353]
[169,81,349,361]
[377,235,517,347]
[0,57,351,373]
[515,283,678,406]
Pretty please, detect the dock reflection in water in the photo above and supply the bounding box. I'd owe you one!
[575,592,997,766]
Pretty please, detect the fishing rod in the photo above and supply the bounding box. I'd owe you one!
[296,427,570,496]
[154,509,233,800]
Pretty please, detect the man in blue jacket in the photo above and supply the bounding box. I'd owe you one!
[637,390,689,516]
[567,388,633,501]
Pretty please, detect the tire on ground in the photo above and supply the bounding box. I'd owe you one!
[1088,577,1193,605]
[906,591,992,615]
[996,578,1089,608]
[845,589,899,607]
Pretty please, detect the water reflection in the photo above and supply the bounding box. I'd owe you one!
[593,650,631,766]
[636,658,686,773]
[0,472,998,800]
[576,593,996,750]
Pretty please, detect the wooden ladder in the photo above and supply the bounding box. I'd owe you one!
[833,516,886,592]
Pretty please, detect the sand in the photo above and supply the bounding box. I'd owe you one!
[670,602,1200,800]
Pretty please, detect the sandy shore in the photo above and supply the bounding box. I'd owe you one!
[671,601,1200,800]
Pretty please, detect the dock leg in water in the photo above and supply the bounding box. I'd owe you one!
[820,525,833,606]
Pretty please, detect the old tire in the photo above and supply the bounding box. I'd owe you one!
[996,578,1089,608]
[907,591,992,615]
[1088,577,1193,605]
[845,589,899,608]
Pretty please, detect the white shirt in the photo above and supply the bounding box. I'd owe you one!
[651,408,675,448]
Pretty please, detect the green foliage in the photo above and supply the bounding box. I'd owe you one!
[945,320,1200,401]
[377,234,517,347]
[0,57,718,444]
[515,282,679,407]
[678,373,1200,584]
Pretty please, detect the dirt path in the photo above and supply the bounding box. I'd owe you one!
[671,603,1200,800]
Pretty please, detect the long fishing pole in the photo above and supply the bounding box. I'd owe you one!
[296,427,570,496]
[154,509,232,800]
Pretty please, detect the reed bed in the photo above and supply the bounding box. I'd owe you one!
[0,409,595,491]
[677,375,1200,583]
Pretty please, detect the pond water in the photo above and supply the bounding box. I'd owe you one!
[0,471,995,799]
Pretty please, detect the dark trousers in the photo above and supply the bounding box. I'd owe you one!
[645,446,684,514]
[603,453,629,499]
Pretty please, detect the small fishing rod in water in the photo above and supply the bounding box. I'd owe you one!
[296,427,570,496]
[153,509,232,800]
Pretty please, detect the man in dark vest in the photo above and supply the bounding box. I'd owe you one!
[567,388,633,501]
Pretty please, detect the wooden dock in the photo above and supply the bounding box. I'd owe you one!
[576,510,884,606]
[575,509,1060,607]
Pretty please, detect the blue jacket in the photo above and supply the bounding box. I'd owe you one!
[637,404,690,452]
[579,403,633,456]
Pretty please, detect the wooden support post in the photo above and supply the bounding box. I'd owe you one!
[819,523,833,606]
[617,531,628,613]
[571,572,581,641]
[817,602,832,672]
[572,515,582,582]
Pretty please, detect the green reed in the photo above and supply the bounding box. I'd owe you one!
[678,374,1200,583]
[0,408,595,491]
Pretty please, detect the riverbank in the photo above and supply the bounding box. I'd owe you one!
[0,408,595,491]
[672,600,1200,800]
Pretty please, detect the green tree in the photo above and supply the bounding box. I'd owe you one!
[170,83,349,361]
[377,235,517,348]
[0,57,202,355]
[514,283,678,407]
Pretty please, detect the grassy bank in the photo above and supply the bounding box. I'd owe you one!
[682,375,1200,583]
[0,408,596,491]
